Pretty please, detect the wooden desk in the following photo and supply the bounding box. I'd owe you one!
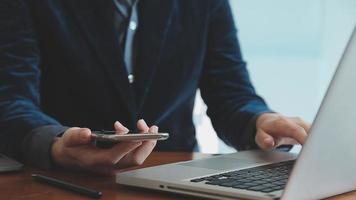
[0,152,355,200]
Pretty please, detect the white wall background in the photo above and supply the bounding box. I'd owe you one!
[194,0,356,153]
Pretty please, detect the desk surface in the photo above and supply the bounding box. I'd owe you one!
[1,152,355,200]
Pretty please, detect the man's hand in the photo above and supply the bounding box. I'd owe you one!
[255,113,311,150]
[51,119,157,174]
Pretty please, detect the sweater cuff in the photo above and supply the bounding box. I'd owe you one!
[241,111,273,150]
[22,125,68,170]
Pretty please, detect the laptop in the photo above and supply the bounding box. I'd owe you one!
[0,154,23,172]
[116,27,356,200]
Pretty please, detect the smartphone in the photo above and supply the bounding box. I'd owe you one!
[91,131,169,142]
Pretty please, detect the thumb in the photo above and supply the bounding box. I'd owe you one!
[114,121,129,134]
[62,128,92,147]
[137,119,149,132]
[255,129,275,150]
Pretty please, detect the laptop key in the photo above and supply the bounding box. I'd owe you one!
[270,185,284,191]
[205,181,219,185]
[253,175,266,180]
[232,184,250,189]
[190,178,205,182]
[273,181,287,186]
[238,178,252,183]
[210,174,224,179]
[260,183,275,188]
[218,181,240,187]
[253,180,268,185]
[261,188,276,193]
[245,177,258,181]
[242,182,259,187]
[206,178,238,185]
[248,185,269,192]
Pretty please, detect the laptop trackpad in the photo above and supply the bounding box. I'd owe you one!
[179,157,260,171]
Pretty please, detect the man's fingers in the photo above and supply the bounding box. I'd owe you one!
[137,119,149,132]
[114,121,129,135]
[132,125,159,162]
[291,117,311,134]
[108,141,143,164]
[117,125,159,168]
[91,141,142,166]
[255,129,275,150]
[264,118,308,145]
[64,120,156,170]
[124,141,156,166]
[63,128,92,147]
[282,122,308,144]
[149,125,159,133]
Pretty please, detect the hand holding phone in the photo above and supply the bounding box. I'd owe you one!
[51,120,159,174]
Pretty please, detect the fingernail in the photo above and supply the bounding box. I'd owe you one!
[80,129,89,140]
[115,121,129,131]
[138,119,147,126]
[153,126,158,133]
[114,121,121,127]
[149,126,156,133]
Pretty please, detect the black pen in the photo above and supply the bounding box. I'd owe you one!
[32,174,102,199]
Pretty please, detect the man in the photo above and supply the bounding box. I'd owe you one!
[0,0,310,174]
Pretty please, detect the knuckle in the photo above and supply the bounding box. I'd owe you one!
[289,126,304,136]
[276,116,289,124]
[275,120,287,130]
[67,127,79,132]
[66,127,81,135]
[296,125,305,133]
[295,117,303,122]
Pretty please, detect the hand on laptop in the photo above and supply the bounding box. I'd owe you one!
[255,113,311,150]
[51,119,157,174]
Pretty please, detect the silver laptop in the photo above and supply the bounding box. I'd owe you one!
[116,27,356,200]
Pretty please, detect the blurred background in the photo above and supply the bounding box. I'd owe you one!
[194,0,356,153]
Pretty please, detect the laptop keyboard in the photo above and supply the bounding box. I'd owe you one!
[190,160,295,193]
